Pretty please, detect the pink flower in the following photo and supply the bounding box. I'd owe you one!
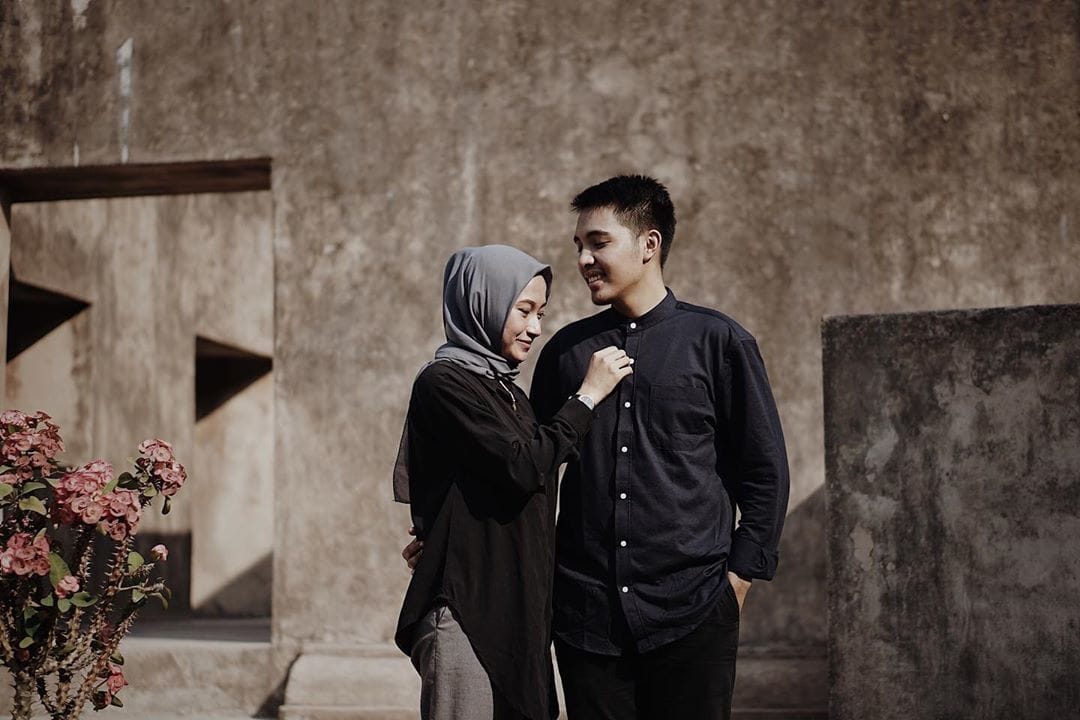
[155,462,188,496]
[106,664,127,694]
[84,460,113,476]
[70,494,105,524]
[56,575,80,598]
[150,544,169,562]
[0,410,28,427]
[138,438,174,463]
[100,519,133,541]
[0,532,50,577]
[54,461,116,527]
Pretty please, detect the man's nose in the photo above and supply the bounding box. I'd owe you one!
[578,249,594,269]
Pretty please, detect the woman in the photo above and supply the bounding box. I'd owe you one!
[393,244,631,720]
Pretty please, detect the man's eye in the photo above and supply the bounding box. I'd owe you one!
[537,312,546,319]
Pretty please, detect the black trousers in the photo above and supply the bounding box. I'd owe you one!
[555,583,740,720]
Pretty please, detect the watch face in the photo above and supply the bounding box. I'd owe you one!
[576,394,595,410]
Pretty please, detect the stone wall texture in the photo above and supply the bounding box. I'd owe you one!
[2,0,1077,677]
[824,304,1080,719]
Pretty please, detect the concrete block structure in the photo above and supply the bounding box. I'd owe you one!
[824,305,1080,719]
[1,1,1077,717]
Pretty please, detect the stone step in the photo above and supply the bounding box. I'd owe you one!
[279,643,827,719]
[731,644,828,711]
[281,710,826,720]
[0,619,276,718]
[732,712,828,719]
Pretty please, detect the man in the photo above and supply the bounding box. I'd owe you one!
[528,175,789,719]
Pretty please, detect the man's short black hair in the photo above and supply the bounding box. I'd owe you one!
[571,175,676,267]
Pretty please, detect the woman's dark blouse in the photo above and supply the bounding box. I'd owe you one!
[395,361,594,720]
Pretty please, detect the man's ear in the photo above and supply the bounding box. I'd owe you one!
[641,229,663,264]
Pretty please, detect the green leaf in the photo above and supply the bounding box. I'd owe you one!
[127,551,145,574]
[18,637,34,649]
[110,651,124,666]
[49,552,72,588]
[69,591,96,608]
[117,472,135,488]
[40,594,54,607]
[162,497,172,515]
[110,695,124,708]
[0,483,15,500]
[20,481,46,494]
[45,476,60,488]
[18,496,47,515]
[57,598,72,613]
[142,485,158,498]
[131,589,145,603]
[23,606,37,621]
[102,475,120,494]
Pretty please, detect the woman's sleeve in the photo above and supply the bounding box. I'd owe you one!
[412,366,593,496]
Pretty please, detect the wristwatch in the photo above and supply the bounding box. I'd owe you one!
[572,393,596,411]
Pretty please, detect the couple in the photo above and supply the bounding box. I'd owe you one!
[393,175,790,720]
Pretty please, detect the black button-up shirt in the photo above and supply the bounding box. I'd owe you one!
[531,290,790,655]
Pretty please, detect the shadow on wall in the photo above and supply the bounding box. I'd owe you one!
[740,484,827,647]
[127,533,273,620]
[194,551,272,618]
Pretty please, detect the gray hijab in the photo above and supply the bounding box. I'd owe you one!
[434,244,552,380]
[393,244,552,503]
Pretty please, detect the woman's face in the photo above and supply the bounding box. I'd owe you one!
[500,275,547,364]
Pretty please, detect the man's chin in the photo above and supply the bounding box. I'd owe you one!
[588,287,614,306]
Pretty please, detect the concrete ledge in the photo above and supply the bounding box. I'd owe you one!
[280,646,419,717]
[279,708,415,720]
[0,631,275,717]
[279,642,825,719]
[733,647,828,711]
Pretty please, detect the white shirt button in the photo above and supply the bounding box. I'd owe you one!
[620,540,627,547]
[619,492,627,500]
[621,586,629,593]
[620,446,628,453]
[624,401,631,408]
[629,322,637,329]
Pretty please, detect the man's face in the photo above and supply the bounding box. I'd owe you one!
[573,207,646,306]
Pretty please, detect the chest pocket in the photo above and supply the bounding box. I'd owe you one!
[648,384,712,451]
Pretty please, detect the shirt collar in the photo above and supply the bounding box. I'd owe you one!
[610,288,677,331]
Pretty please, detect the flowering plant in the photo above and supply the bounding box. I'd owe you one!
[0,410,187,719]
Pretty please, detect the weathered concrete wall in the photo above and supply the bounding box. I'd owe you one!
[5,192,273,616]
[1,0,1077,674]
[192,373,274,615]
[824,304,1080,719]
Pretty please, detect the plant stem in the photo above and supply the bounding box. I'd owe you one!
[11,672,34,720]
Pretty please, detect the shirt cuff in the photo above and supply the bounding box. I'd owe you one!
[728,536,779,581]
[554,395,595,439]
